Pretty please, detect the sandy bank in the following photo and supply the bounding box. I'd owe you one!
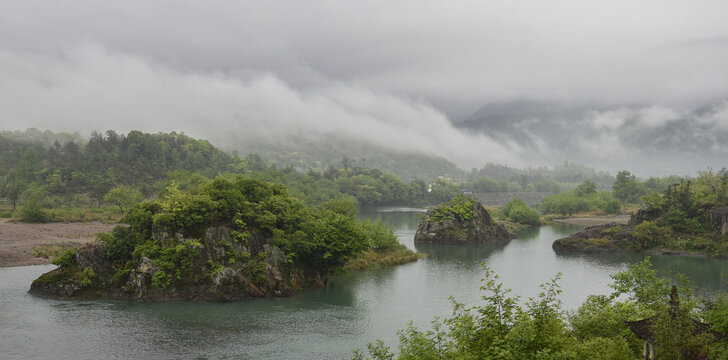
[552,215,630,226]
[0,219,116,267]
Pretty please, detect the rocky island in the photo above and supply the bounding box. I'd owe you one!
[553,172,728,256]
[415,195,514,244]
[29,178,417,301]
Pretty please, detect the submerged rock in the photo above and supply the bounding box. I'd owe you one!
[414,197,514,244]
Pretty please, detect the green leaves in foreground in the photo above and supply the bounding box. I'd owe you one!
[355,259,728,360]
[355,265,576,360]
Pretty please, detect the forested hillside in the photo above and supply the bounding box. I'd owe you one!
[2,129,686,223]
[0,130,462,218]
[0,129,236,205]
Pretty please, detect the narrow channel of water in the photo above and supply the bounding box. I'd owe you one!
[1,208,727,359]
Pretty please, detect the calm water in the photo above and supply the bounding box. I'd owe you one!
[2,208,728,359]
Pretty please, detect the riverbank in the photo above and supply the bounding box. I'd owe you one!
[0,219,116,267]
[552,215,630,226]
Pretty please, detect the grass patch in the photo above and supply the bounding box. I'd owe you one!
[32,242,82,259]
[344,244,419,271]
[585,237,612,247]
[503,220,529,235]
[8,205,123,223]
[47,206,123,222]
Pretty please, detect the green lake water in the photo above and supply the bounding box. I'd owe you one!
[2,207,728,359]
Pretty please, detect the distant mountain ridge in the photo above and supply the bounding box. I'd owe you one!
[456,99,728,176]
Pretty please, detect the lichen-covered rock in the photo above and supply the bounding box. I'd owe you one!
[414,197,514,244]
[29,226,303,302]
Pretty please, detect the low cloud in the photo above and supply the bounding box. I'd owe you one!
[0,44,524,169]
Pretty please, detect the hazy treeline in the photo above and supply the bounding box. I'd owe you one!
[0,129,236,209]
[0,130,462,216]
[0,129,693,220]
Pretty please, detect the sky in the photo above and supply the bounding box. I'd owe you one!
[1,1,727,175]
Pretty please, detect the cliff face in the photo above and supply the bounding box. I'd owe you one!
[414,200,514,244]
[29,226,310,301]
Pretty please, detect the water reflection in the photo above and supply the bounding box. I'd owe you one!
[415,241,509,267]
[555,251,728,293]
[358,207,423,232]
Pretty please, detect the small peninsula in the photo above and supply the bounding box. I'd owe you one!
[553,171,728,256]
[29,177,417,301]
[414,195,514,244]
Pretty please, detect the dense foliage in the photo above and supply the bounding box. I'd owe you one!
[98,177,407,285]
[0,130,463,218]
[500,198,541,225]
[540,180,621,216]
[428,195,476,223]
[0,129,238,219]
[245,161,459,207]
[0,129,685,221]
[469,162,614,188]
[354,258,728,359]
[612,170,648,203]
[601,169,728,253]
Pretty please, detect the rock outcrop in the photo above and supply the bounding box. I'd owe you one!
[414,199,514,244]
[29,226,305,302]
[551,223,628,253]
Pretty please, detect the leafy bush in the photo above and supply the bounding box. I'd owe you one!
[665,210,703,234]
[20,198,50,223]
[501,198,541,225]
[630,221,665,250]
[540,190,621,216]
[429,195,475,222]
[600,197,621,214]
[133,242,197,289]
[358,221,400,252]
[103,185,144,214]
[51,248,76,267]
[355,258,726,360]
[97,177,401,280]
[99,225,144,263]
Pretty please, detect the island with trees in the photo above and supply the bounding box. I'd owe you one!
[29,177,417,301]
[553,169,728,256]
[414,195,514,244]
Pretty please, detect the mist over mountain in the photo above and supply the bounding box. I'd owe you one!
[1,1,727,178]
[457,100,728,177]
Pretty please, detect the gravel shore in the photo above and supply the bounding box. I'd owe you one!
[552,215,630,226]
[0,219,115,267]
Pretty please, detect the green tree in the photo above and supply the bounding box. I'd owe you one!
[1,169,26,211]
[473,176,502,193]
[20,186,50,223]
[103,185,144,214]
[20,146,40,182]
[612,170,646,203]
[501,198,541,225]
[576,179,597,196]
